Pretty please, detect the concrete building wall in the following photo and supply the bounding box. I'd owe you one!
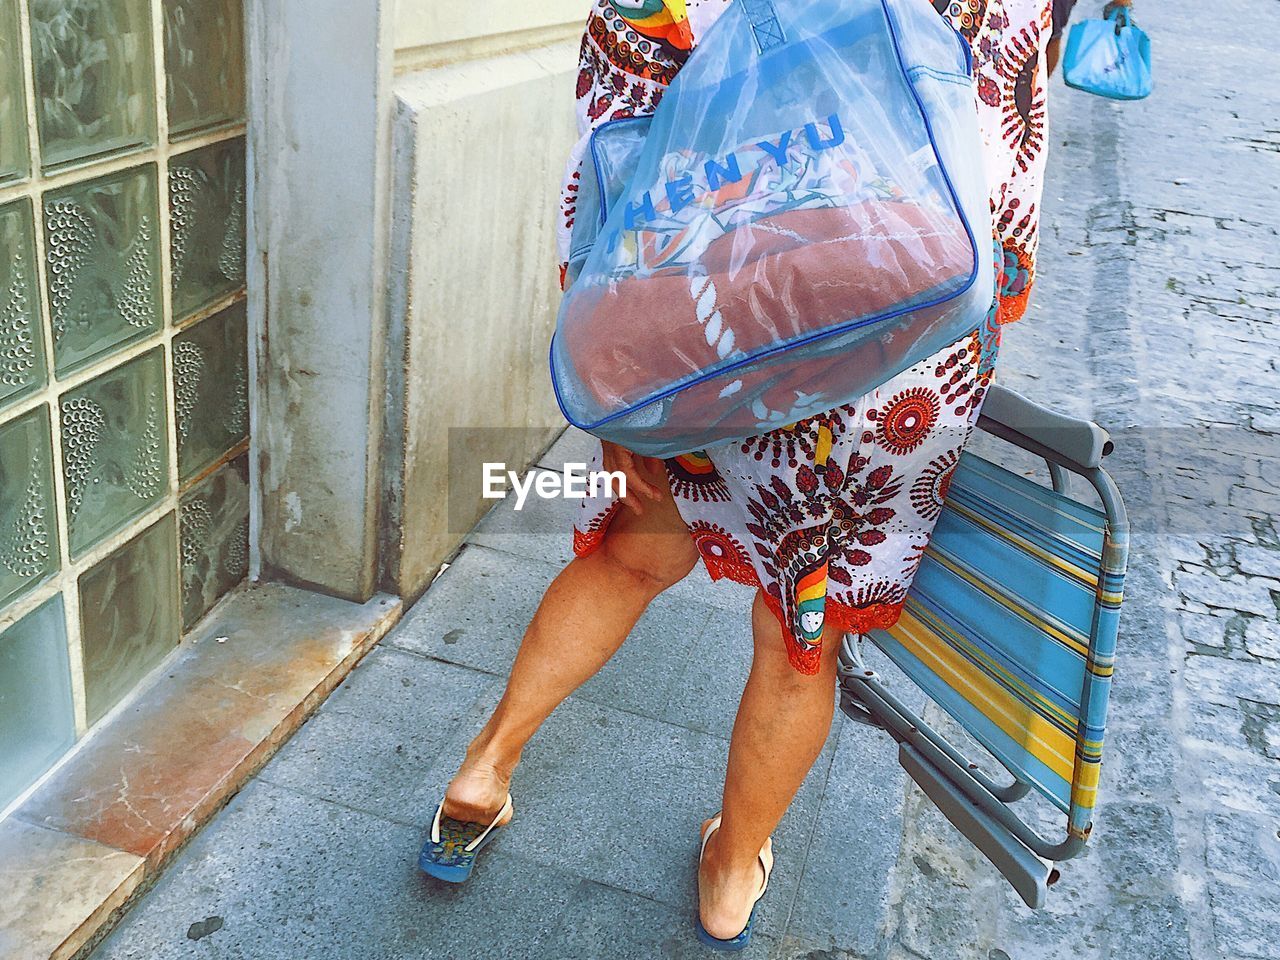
[247,0,395,602]
[382,12,581,599]
[395,1,583,62]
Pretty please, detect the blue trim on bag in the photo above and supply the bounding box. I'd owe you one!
[878,0,980,296]
[907,65,974,88]
[952,21,974,76]
[551,0,983,435]
[589,115,655,228]
[739,0,786,52]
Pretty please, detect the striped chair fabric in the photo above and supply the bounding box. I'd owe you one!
[870,451,1127,838]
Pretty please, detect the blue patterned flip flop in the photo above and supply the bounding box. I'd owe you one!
[694,815,773,951]
[695,903,761,951]
[418,794,513,883]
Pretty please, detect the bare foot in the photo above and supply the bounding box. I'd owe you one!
[698,819,769,941]
[441,748,514,825]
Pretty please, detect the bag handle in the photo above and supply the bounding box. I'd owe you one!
[739,0,786,53]
[1105,6,1130,32]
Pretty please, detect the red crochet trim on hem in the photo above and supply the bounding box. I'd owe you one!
[703,553,762,589]
[572,501,621,558]
[756,589,905,675]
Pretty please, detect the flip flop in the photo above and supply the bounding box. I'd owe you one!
[418,793,514,883]
[694,814,774,951]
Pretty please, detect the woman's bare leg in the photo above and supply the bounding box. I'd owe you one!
[698,589,843,939]
[442,459,698,822]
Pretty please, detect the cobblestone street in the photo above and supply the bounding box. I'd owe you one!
[88,0,1280,957]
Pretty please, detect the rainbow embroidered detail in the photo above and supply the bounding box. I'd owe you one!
[794,561,830,645]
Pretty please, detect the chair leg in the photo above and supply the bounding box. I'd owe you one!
[836,633,885,728]
[988,778,1033,804]
[900,744,1050,910]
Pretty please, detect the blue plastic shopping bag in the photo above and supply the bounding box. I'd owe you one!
[1063,8,1152,101]
[552,0,993,457]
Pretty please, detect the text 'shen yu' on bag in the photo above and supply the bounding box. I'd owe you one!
[552,0,994,458]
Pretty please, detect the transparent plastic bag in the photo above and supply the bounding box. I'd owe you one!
[553,0,994,457]
[1063,9,1153,101]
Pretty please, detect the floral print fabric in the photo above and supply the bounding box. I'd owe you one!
[935,0,1051,322]
[560,0,1049,673]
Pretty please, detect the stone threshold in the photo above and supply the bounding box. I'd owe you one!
[0,582,403,960]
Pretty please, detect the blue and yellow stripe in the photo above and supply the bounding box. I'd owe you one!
[870,451,1127,838]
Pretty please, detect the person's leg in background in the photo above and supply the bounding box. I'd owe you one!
[698,590,844,939]
[442,455,699,823]
[1046,0,1079,75]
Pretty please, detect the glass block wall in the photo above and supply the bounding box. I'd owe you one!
[0,0,248,809]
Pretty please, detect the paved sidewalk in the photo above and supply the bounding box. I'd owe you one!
[91,0,1280,957]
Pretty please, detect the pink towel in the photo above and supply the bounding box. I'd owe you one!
[566,199,972,414]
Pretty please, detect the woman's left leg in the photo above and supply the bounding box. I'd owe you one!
[441,456,698,824]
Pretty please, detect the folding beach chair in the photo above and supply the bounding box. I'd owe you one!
[838,384,1128,909]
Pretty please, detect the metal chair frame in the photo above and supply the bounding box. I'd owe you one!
[836,385,1129,909]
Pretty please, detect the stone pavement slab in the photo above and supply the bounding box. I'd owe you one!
[651,601,761,741]
[90,778,584,960]
[464,466,580,568]
[1207,877,1280,960]
[781,725,904,957]
[413,684,839,935]
[255,646,501,827]
[386,543,720,721]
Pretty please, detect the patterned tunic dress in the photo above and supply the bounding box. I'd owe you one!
[559,0,1050,674]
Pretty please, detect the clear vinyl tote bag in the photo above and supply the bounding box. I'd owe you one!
[551,0,994,458]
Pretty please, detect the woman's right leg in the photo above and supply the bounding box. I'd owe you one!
[698,590,843,939]
[442,467,699,822]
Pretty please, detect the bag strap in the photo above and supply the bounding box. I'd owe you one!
[739,0,786,53]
